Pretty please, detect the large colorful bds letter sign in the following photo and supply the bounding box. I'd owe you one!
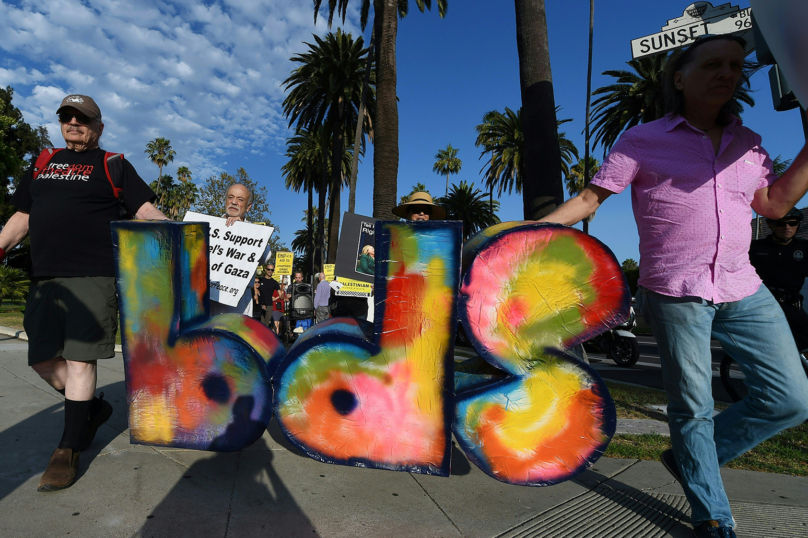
[112,221,285,451]
[113,220,628,485]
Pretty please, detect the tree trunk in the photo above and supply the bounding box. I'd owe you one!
[315,143,329,273]
[582,0,594,235]
[349,27,375,215]
[372,0,399,220]
[514,0,564,220]
[445,173,449,198]
[307,175,314,279]
[327,106,344,264]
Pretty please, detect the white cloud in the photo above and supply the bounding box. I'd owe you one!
[0,0,363,182]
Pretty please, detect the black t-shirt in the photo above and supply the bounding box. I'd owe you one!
[11,148,155,277]
[261,277,280,306]
[750,235,808,293]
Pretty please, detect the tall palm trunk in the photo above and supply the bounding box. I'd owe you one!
[349,27,375,215]
[582,0,594,234]
[307,174,314,279]
[327,102,345,264]
[316,143,329,272]
[372,0,399,220]
[514,0,564,220]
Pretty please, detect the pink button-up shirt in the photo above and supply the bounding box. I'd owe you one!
[591,114,778,303]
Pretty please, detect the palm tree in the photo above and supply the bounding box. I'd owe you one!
[283,30,375,267]
[150,175,178,218]
[144,138,176,202]
[174,166,196,220]
[621,258,638,271]
[292,208,328,276]
[514,0,563,220]
[433,144,462,197]
[313,0,447,220]
[590,54,755,153]
[565,157,600,223]
[400,182,431,204]
[474,107,578,197]
[438,181,501,241]
[0,265,29,308]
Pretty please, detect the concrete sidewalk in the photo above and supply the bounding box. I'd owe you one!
[1,335,806,538]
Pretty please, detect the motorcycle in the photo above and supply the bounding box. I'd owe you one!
[585,306,640,367]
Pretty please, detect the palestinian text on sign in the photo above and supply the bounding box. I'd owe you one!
[183,211,273,307]
[335,276,372,297]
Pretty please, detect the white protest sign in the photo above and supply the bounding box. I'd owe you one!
[183,212,274,307]
[750,0,808,108]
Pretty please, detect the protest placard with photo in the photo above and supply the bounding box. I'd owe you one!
[183,212,274,307]
[335,212,375,284]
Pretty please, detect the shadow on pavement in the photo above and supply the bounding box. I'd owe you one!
[0,379,126,503]
[575,468,693,536]
[138,435,318,537]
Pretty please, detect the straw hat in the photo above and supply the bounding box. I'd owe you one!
[392,191,446,220]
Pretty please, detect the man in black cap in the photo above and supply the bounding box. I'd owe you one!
[0,94,167,492]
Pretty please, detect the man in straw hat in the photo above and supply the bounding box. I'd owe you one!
[392,191,446,221]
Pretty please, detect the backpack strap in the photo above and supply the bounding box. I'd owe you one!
[33,148,63,179]
[103,152,123,199]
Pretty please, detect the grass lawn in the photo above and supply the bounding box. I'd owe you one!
[603,380,808,477]
[0,301,122,345]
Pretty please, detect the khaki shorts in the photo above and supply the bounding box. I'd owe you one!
[24,277,118,366]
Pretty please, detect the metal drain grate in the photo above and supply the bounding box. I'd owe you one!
[497,484,808,538]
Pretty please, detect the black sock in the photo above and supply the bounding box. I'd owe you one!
[56,388,65,396]
[58,399,93,450]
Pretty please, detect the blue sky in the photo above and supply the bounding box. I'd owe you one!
[2,0,805,266]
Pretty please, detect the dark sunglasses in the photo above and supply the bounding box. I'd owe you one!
[408,205,433,216]
[773,221,800,228]
[58,111,93,125]
[266,268,274,272]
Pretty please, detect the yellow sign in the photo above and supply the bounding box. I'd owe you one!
[275,252,294,276]
[324,264,336,282]
[336,276,372,297]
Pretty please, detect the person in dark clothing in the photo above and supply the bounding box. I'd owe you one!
[750,207,808,350]
[0,94,167,492]
[260,264,282,333]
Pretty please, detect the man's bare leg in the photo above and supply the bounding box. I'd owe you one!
[64,360,97,401]
[31,357,68,392]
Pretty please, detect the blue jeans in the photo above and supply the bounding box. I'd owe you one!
[637,284,808,526]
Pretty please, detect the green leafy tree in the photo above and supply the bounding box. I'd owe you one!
[400,182,431,204]
[193,168,285,255]
[475,106,578,197]
[283,30,375,266]
[437,181,500,241]
[565,157,600,223]
[514,0,564,220]
[0,265,29,307]
[433,144,462,197]
[313,0,447,220]
[621,258,638,271]
[590,54,755,153]
[772,155,792,177]
[1,87,52,221]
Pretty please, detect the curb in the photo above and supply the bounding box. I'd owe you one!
[0,325,123,353]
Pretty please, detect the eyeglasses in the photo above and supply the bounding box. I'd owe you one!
[773,221,800,228]
[266,268,274,272]
[58,111,93,125]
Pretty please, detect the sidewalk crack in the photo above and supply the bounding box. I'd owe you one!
[223,451,243,538]
[408,473,463,536]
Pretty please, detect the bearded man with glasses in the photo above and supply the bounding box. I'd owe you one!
[0,94,167,492]
[750,208,808,351]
